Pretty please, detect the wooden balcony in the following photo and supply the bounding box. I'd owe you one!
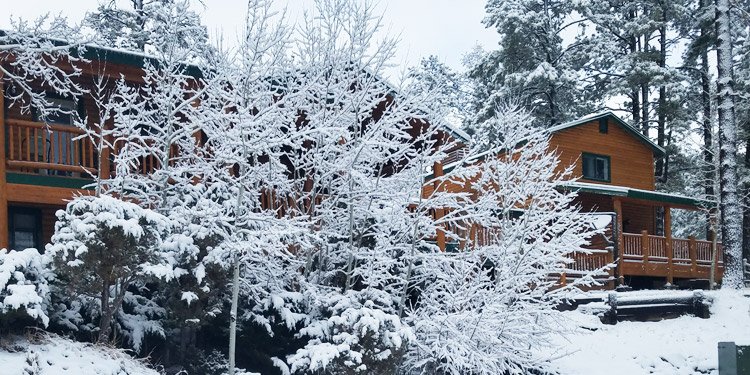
[5,119,98,177]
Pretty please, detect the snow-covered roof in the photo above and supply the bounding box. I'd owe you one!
[0,30,203,77]
[561,181,708,208]
[548,111,665,157]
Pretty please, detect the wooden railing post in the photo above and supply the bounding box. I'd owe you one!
[641,230,650,264]
[433,161,445,252]
[613,198,624,285]
[689,236,697,274]
[665,206,674,284]
[711,230,720,287]
[0,72,8,250]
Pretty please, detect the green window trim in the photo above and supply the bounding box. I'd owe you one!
[581,152,611,183]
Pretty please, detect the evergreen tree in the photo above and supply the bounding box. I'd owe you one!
[469,0,597,132]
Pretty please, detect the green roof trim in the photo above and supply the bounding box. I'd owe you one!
[560,182,709,208]
[7,172,94,190]
[626,189,705,208]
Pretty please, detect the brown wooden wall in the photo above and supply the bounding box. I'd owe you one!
[549,119,656,190]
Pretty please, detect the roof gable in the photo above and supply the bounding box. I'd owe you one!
[548,111,665,157]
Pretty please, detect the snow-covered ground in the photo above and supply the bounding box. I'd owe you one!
[0,331,159,375]
[547,289,750,375]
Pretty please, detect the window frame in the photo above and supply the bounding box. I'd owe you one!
[8,207,42,251]
[581,152,611,183]
[598,118,609,134]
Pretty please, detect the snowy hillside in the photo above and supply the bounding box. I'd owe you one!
[548,290,750,375]
[0,332,159,375]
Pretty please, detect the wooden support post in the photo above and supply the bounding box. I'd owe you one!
[613,198,624,284]
[560,272,567,287]
[0,74,8,250]
[433,161,446,252]
[689,236,698,274]
[665,205,674,284]
[710,229,719,288]
[641,230,650,264]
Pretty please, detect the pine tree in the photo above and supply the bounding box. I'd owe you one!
[715,0,744,288]
[470,0,596,132]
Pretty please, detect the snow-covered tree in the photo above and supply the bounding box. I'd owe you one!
[470,0,596,130]
[403,104,604,374]
[46,195,173,346]
[85,0,209,56]
[715,0,744,289]
[0,16,86,121]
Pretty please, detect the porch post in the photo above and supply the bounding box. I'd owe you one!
[613,197,624,284]
[641,230,650,264]
[0,73,8,250]
[665,205,674,285]
[433,161,446,252]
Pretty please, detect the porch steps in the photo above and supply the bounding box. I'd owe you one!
[566,290,712,324]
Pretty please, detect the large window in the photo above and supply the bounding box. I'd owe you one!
[32,95,81,175]
[9,207,41,251]
[582,152,611,182]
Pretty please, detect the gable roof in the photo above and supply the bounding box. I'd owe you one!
[548,111,665,157]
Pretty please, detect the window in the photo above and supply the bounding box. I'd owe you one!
[9,207,41,251]
[655,206,665,236]
[599,118,608,134]
[582,153,611,182]
[32,95,82,175]
[33,96,78,125]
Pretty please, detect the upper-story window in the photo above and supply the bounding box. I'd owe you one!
[598,118,608,134]
[31,95,81,175]
[582,152,610,182]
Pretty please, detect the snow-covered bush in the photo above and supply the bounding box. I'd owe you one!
[46,194,173,346]
[0,248,50,327]
[288,289,413,375]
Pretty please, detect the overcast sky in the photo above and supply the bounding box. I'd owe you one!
[2,0,499,75]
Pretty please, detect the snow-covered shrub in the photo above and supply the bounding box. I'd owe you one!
[0,248,51,327]
[186,349,229,375]
[46,194,173,345]
[288,289,413,375]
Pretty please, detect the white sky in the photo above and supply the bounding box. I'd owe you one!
[1,0,499,75]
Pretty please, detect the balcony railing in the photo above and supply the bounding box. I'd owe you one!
[5,119,98,176]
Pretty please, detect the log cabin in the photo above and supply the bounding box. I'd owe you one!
[0,45,181,254]
[2,40,719,290]
[434,111,723,289]
[549,112,723,289]
[0,43,469,257]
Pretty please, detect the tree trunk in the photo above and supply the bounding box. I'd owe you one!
[656,6,668,182]
[715,0,744,289]
[98,280,112,344]
[700,2,715,239]
[641,80,650,135]
[743,138,750,261]
[228,256,240,375]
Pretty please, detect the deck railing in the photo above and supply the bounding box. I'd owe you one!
[5,119,98,176]
[621,231,722,265]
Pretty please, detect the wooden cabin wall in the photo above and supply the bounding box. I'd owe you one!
[574,192,614,212]
[621,202,655,234]
[550,119,656,191]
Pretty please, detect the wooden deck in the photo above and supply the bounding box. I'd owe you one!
[563,230,724,288]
